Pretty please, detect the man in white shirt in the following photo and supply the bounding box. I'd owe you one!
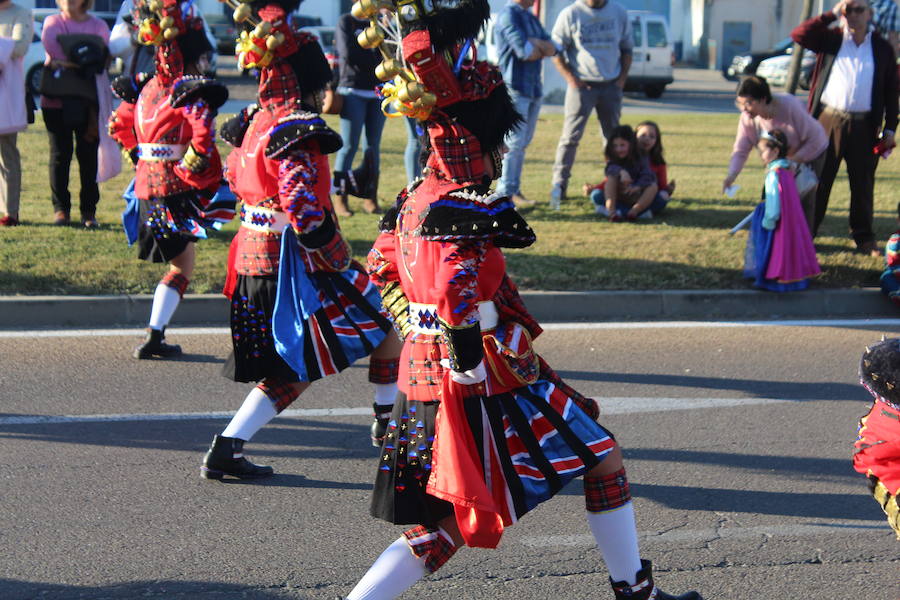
[792,0,899,255]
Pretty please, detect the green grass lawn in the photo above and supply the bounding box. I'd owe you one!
[0,111,894,295]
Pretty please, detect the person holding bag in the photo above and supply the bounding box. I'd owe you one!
[40,0,110,227]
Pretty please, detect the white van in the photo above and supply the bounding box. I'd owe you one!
[625,11,674,98]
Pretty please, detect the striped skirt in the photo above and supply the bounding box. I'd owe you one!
[371,376,616,528]
[223,266,392,383]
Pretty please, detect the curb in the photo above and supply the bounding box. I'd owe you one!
[1,288,897,330]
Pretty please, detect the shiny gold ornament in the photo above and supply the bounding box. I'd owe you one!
[252,21,272,37]
[375,58,402,81]
[357,25,384,49]
[397,81,424,103]
[265,32,284,51]
[233,3,252,23]
[351,0,383,19]
[163,27,179,40]
[159,16,174,29]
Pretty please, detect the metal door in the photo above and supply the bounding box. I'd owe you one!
[721,21,752,72]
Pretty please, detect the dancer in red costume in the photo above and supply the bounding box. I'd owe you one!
[855,338,900,539]
[108,0,231,359]
[199,0,402,480]
[343,2,703,599]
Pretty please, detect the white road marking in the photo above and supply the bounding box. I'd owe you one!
[0,397,801,426]
[2,319,900,339]
[520,521,892,547]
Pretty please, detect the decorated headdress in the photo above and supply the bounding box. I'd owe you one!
[860,338,900,407]
[352,0,521,183]
[133,0,214,67]
[219,0,332,100]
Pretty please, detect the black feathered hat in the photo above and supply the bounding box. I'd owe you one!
[860,338,900,405]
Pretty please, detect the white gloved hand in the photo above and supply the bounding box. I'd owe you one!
[439,359,487,385]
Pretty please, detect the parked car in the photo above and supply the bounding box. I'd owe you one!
[24,21,43,96]
[300,25,337,70]
[755,49,815,89]
[724,37,793,81]
[624,10,674,98]
[204,12,237,55]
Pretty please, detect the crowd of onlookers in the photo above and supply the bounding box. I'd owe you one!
[1,0,900,293]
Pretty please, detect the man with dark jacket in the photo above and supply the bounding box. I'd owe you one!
[792,0,899,256]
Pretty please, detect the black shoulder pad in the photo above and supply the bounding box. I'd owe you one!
[170,76,229,110]
[219,104,257,148]
[111,73,150,104]
[379,205,400,233]
[419,189,536,249]
[265,112,343,159]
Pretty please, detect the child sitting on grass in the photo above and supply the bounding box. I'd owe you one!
[586,125,658,222]
[742,129,820,291]
[584,123,671,220]
[880,203,900,306]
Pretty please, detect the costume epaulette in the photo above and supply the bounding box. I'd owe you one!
[265,111,343,159]
[378,185,416,232]
[418,186,536,248]
[170,75,229,110]
[111,72,151,104]
[220,104,258,148]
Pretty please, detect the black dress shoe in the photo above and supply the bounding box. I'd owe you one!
[611,560,702,600]
[370,403,393,448]
[133,327,182,359]
[201,435,274,480]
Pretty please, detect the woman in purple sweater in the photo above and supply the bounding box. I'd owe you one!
[723,76,828,231]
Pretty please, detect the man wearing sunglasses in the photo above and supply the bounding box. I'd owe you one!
[792,0,899,257]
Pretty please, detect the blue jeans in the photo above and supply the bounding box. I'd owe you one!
[404,117,422,184]
[590,188,668,217]
[497,91,542,196]
[335,92,386,175]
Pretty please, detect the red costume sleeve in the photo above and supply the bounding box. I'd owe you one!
[108,101,137,151]
[435,239,490,328]
[276,149,327,235]
[367,231,400,291]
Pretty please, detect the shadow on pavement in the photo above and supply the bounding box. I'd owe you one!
[556,369,863,401]
[0,579,313,600]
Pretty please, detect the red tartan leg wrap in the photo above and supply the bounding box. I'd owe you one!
[402,525,458,574]
[368,357,400,384]
[584,467,631,513]
[257,379,299,413]
[161,272,190,299]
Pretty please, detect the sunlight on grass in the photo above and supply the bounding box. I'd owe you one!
[0,111,893,294]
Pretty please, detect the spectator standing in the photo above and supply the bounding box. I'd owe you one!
[869,0,900,54]
[0,0,32,227]
[403,117,422,185]
[792,0,899,256]
[333,10,385,216]
[549,0,632,209]
[723,76,828,232]
[493,0,556,209]
[40,0,111,227]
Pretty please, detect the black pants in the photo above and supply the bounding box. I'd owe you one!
[43,106,100,219]
[814,107,879,246]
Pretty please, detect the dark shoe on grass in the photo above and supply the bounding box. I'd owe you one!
[53,211,70,226]
[857,241,881,257]
[0,215,19,226]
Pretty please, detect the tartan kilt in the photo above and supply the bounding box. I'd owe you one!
[223,267,393,384]
[136,195,199,263]
[370,376,616,527]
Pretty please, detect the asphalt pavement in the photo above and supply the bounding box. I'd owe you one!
[1,321,898,599]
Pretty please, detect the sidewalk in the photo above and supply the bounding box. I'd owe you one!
[2,288,896,330]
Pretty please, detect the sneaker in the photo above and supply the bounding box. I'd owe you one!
[53,211,70,226]
[594,204,609,217]
[511,193,536,210]
[549,183,564,210]
[0,215,19,226]
[638,210,653,220]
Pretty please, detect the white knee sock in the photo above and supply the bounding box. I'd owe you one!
[586,502,643,585]
[346,537,427,600]
[221,387,278,441]
[373,382,398,407]
[148,283,182,330]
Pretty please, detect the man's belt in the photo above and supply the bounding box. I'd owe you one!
[407,301,499,335]
[822,105,870,120]
[136,143,188,161]
[240,204,291,233]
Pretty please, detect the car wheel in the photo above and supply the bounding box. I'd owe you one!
[26,63,43,96]
[644,84,665,99]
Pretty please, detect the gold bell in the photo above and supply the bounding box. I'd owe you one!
[253,21,272,37]
[266,32,284,50]
[233,3,252,23]
[357,25,384,49]
[417,91,437,107]
[163,27,179,40]
[375,58,402,81]
[148,0,162,12]
[351,0,381,19]
[398,81,424,103]
[159,16,174,29]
